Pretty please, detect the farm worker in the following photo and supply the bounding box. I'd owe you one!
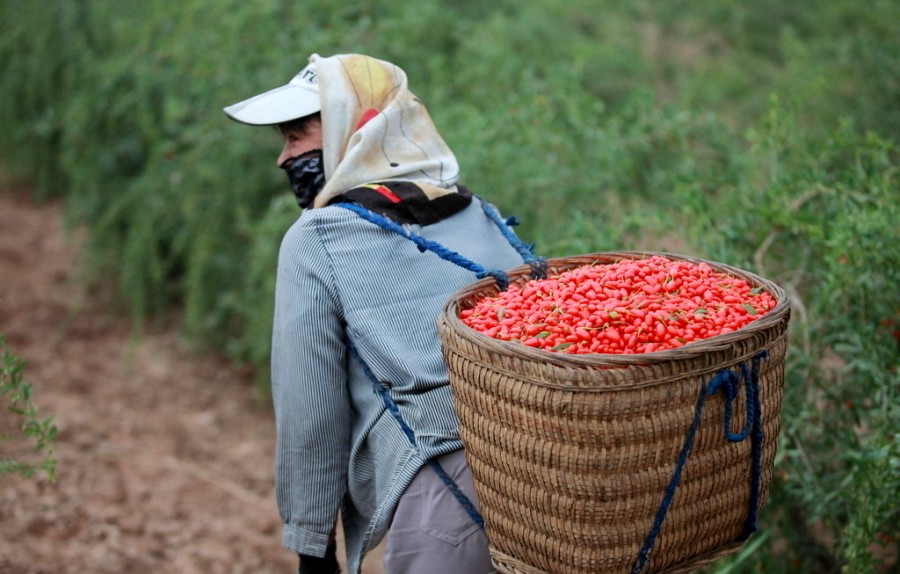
[224,53,537,574]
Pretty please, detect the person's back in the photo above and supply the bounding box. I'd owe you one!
[225,53,536,573]
[274,194,526,571]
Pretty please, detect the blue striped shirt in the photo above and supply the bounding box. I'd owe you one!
[271,197,526,573]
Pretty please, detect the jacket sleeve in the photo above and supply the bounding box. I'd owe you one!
[271,215,351,558]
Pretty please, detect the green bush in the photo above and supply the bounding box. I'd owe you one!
[0,0,896,570]
[679,100,900,573]
[0,336,58,482]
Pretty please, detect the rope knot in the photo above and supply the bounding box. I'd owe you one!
[476,268,510,291]
[707,368,751,442]
[528,257,549,280]
[706,369,739,397]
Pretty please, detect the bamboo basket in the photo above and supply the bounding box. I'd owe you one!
[437,252,791,574]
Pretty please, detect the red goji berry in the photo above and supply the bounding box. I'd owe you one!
[461,256,776,354]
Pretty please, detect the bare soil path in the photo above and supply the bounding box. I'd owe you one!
[0,189,382,573]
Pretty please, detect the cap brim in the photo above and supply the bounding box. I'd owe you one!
[223,83,320,126]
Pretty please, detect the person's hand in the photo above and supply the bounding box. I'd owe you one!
[298,543,339,574]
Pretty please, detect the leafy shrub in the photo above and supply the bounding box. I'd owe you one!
[678,98,900,573]
[0,336,58,482]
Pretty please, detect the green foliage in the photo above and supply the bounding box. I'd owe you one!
[0,336,59,482]
[0,0,897,570]
[680,97,900,573]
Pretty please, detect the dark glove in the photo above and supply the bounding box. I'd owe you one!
[298,543,340,574]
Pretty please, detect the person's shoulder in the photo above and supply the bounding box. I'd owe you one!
[289,204,358,230]
[436,194,488,227]
[282,204,367,245]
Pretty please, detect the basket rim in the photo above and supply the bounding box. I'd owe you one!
[438,250,791,369]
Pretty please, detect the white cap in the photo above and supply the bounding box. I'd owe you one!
[223,63,320,125]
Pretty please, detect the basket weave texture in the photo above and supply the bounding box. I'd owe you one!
[437,252,791,574]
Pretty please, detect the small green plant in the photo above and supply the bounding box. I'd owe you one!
[0,335,58,482]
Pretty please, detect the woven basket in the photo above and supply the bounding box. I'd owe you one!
[437,252,791,574]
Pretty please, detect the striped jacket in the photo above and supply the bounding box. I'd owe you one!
[271,196,528,573]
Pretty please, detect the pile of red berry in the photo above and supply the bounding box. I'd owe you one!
[460,256,777,354]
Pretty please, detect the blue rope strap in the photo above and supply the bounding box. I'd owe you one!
[338,202,511,290]
[425,458,485,529]
[478,200,548,280]
[344,337,485,530]
[336,196,547,531]
[338,199,547,289]
[631,350,769,574]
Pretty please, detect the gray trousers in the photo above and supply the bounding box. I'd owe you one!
[383,449,492,573]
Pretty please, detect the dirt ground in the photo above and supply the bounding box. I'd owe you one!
[0,189,384,573]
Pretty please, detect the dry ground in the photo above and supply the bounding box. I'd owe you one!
[0,189,383,573]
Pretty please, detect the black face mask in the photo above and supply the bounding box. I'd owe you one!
[282,150,325,209]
